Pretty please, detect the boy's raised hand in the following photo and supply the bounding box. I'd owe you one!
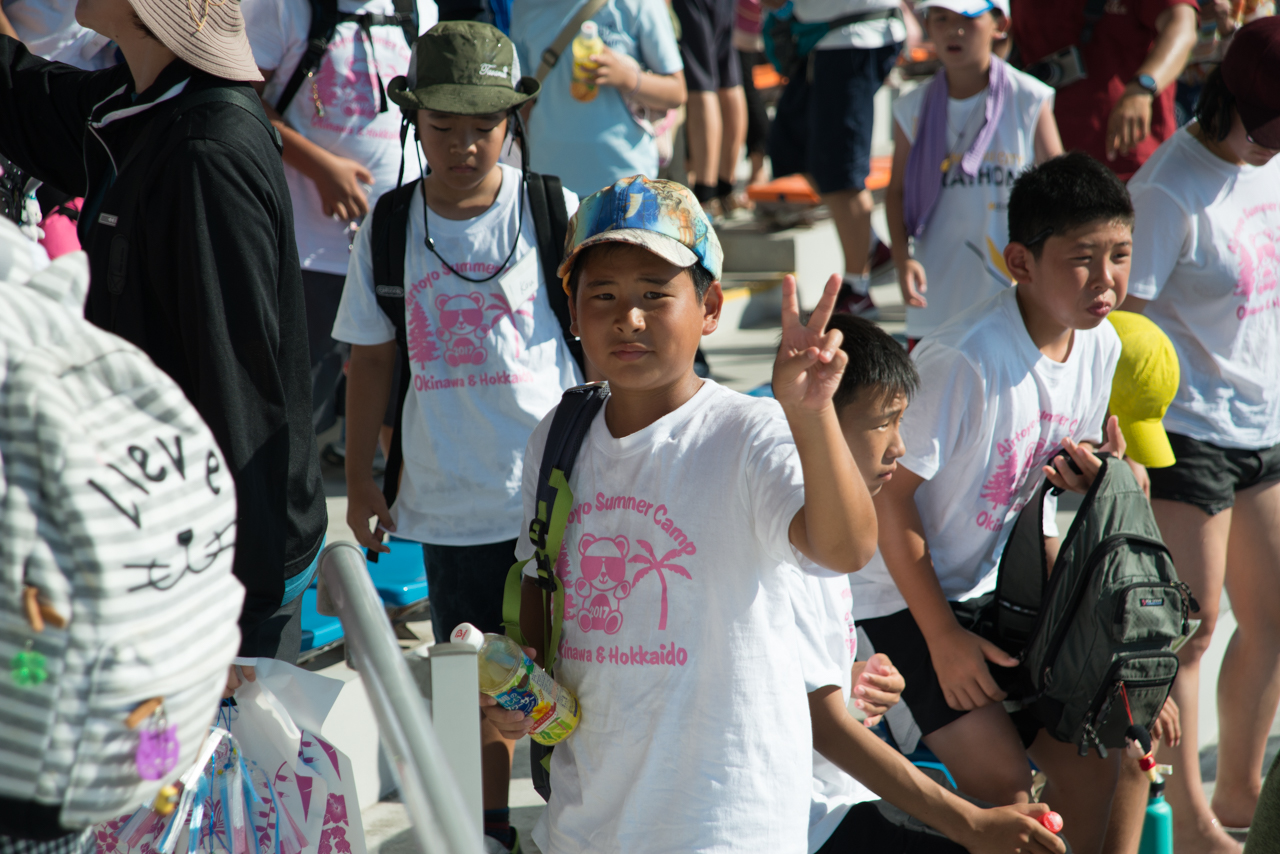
[1042,414,1128,494]
[773,274,848,413]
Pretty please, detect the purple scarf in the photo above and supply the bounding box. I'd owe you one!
[903,57,1011,238]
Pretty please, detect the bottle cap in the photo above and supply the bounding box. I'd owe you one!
[581,21,598,38]
[450,622,484,650]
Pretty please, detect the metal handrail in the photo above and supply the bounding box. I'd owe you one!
[315,542,483,854]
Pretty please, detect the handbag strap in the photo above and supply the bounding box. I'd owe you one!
[535,0,610,83]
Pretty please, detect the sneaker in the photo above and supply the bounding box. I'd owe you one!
[835,286,879,320]
[868,238,893,275]
[483,829,522,854]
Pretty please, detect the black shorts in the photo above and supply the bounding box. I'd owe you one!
[767,42,900,194]
[301,269,351,433]
[673,0,741,92]
[1148,432,1280,516]
[422,538,519,643]
[815,799,968,854]
[859,605,1040,747]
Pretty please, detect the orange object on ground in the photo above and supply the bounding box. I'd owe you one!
[748,156,892,204]
[752,63,786,90]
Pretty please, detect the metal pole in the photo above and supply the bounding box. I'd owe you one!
[315,542,483,854]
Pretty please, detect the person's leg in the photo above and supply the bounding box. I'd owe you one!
[1028,731,1122,854]
[921,703,1034,806]
[1149,498,1238,854]
[1211,477,1280,829]
[672,0,722,198]
[685,91,722,190]
[806,43,897,315]
[422,539,521,847]
[716,85,747,191]
[738,50,769,185]
[1103,755,1152,854]
[860,607,1033,806]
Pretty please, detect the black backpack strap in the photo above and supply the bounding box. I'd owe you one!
[391,0,418,57]
[992,475,1053,650]
[526,172,586,376]
[502,382,610,672]
[276,0,341,114]
[366,179,419,562]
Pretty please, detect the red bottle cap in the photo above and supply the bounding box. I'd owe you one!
[1040,811,1064,834]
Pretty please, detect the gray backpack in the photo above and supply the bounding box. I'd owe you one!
[973,453,1196,756]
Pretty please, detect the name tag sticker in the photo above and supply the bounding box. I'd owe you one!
[496,249,540,312]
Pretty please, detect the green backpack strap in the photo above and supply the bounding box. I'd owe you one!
[502,383,610,674]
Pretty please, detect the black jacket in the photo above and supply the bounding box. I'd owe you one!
[0,39,326,654]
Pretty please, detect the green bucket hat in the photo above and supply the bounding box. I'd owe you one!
[388,21,540,116]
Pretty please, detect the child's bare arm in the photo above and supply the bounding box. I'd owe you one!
[345,342,397,552]
[1033,100,1064,164]
[774,275,878,574]
[886,122,927,309]
[809,687,1066,854]
[875,468,1017,711]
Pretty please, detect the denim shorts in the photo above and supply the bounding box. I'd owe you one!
[767,42,901,195]
[1148,432,1280,516]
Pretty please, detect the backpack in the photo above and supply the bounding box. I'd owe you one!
[274,0,418,115]
[498,381,609,800]
[970,453,1195,757]
[0,225,243,831]
[763,3,902,77]
[365,172,585,554]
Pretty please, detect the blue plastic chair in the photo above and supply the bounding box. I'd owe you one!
[300,587,345,652]
[365,535,430,609]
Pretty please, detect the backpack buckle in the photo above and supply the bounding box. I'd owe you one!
[529,516,549,550]
[533,552,557,591]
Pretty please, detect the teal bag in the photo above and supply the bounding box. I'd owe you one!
[763,4,902,77]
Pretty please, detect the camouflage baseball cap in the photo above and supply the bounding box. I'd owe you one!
[387,22,539,116]
[557,176,724,284]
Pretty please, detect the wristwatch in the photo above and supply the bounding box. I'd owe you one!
[1130,73,1159,97]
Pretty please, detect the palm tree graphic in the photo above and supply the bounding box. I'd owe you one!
[628,539,692,630]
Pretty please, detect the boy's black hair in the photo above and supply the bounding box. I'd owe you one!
[1007,152,1135,258]
[825,314,919,412]
[1194,66,1235,143]
[567,243,715,301]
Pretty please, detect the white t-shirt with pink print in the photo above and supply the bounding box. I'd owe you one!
[516,380,816,854]
[1128,127,1280,450]
[788,567,878,853]
[243,0,438,275]
[334,164,582,545]
[850,287,1120,621]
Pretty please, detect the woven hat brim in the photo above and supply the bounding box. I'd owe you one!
[388,77,539,115]
[128,0,262,81]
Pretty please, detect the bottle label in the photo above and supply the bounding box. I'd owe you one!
[491,653,581,745]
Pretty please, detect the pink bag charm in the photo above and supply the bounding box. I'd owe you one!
[134,703,180,780]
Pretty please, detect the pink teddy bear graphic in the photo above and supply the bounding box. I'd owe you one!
[435,292,491,366]
[575,534,632,634]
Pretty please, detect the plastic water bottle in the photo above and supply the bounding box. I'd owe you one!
[1138,781,1174,854]
[570,21,604,102]
[455,623,581,745]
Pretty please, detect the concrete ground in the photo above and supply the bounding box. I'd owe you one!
[318,223,1275,853]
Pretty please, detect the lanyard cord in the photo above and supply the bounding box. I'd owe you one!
[411,120,527,284]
